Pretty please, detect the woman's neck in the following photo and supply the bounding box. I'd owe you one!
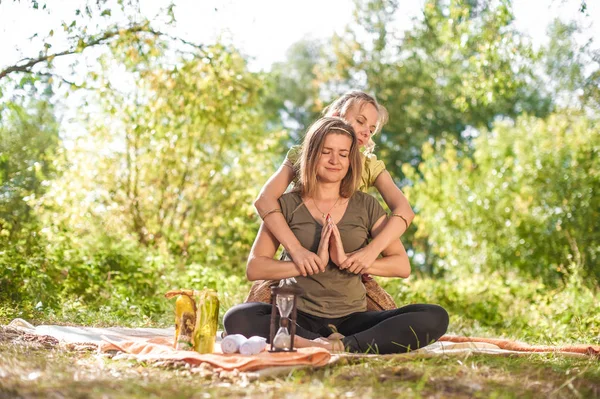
[312,182,341,201]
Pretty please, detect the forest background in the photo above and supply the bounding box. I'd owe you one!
[0,0,598,345]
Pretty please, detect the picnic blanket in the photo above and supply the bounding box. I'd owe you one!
[438,335,600,357]
[7,318,330,372]
[7,318,599,373]
[101,335,330,372]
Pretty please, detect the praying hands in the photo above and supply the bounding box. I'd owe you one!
[315,215,366,275]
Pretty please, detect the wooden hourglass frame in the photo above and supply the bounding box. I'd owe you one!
[269,284,304,352]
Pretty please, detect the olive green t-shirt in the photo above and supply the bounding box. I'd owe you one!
[278,191,387,318]
[286,145,386,192]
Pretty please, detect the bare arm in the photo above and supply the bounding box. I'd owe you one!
[254,160,295,217]
[340,171,414,270]
[246,220,332,281]
[254,161,323,275]
[246,223,302,281]
[363,215,411,278]
[339,215,411,278]
[368,171,414,253]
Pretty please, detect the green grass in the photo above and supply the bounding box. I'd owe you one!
[1,273,599,398]
[1,332,599,399]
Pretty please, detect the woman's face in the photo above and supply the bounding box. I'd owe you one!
[316,133,353,183]
[343,103,379,148]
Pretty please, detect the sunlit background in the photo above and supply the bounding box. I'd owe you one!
[0,0,598,344]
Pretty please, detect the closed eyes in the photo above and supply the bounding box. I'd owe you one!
[322,150,349,158]
[356,118,375,135]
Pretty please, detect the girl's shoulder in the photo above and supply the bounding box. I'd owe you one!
[360,153,387,189]
[286,145,302,164]
[279,192,307,221]
[362,152,385,167]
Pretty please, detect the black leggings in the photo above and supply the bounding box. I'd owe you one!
[223,302,449,354]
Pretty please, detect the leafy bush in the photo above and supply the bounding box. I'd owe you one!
[380,272,599,344]
[404,112,600,284]
[1,41,277,324]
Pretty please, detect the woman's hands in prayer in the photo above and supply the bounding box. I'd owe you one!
[316,219,333,272]
[328,217,348,268]
[301,215,373,275]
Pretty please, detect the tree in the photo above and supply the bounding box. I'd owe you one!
[36,34,281,270]
[403,112,600,284]
[0,86,64,308]
[0,92,59,237]
[1,1,286,316]
[329,0,553,177]
[262,39,333,145]
[542,18,600,112]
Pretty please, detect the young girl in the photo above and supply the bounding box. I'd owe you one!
[226,117,448,353]
[254,91,414,276]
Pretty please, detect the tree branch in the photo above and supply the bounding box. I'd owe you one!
[1,23,156,81]
[1,20,209,84]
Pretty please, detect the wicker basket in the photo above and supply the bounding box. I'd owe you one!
[244,276,397,311]
[244,279,278,304]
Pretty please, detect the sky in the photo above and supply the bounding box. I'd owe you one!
[1,0,598,74]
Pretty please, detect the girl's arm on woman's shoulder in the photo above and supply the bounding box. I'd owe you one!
[340,171,414,271]
[370,170,415,248]
[362,214,411,278]
[254,160,295,217]
[253,162,323,275]
[246,223,303,281]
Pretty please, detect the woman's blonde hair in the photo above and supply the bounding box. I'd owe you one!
[296,117,362,199]
[322,90,389,155]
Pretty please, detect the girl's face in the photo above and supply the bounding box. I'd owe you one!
[316,133,352,183]
[343,103,379,148]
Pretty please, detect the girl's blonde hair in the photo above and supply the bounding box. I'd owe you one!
[297,117,362,199]
[322,90,389,155]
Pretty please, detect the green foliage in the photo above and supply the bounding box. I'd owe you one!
[0,0,167,86]
[263,40,328,142]
[0,97,59,233]
[0,32,281,322]
[542,18,600,110]
[1,5,278,321]
[1,0,598,342]
[389,0,550,172]
[0,231,62,310]
[381,272,599,344]
[0,227,170,322]
[404,111,599,283]
[0,225,250,325]
[37,37,281,264]
[0,94,63,312]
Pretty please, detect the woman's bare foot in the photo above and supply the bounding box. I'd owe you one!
[293,335,331,349]
[289,334,346,352]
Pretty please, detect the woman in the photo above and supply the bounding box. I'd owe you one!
[225,117,448,353]
[254,91,414,276]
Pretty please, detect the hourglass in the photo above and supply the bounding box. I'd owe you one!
[269,284,304,352]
